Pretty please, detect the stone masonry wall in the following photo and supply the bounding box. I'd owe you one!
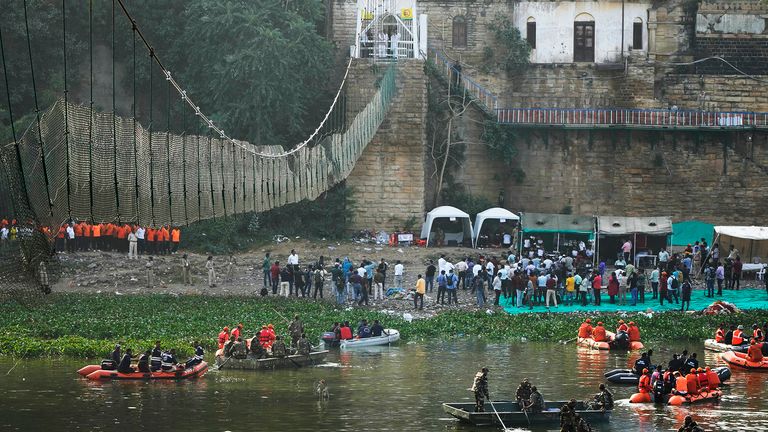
[344,60,427,230]
[662,74,768,111]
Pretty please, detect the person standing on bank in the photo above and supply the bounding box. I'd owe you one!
[414,274,425,310]
[145,257,154,289]
[181,254,192,286]
[127,228,138,260]
[262,252,271,290]
[206,255,217,288]
[394,260,404,289]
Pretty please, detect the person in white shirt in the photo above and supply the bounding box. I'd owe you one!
[537,247,545,258]
[288,249,299,267]
[454,260,468,290]
[472,263,482,277]
[136,226,145,255]
[389,30,400,58]
[438,255,447,275]
[485,260,495,286]
[507,252,516,264]
[66,224,76,253]
[127,229,138,260]
[543,258,553,269]
[502,232,512,247]
[394,260,404,289]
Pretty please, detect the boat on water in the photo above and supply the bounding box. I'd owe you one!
[78,362,208,381]
[721,350,768,371]
[339,329,400,349]
[604,366,731,385]
[629,389,722,405]
[578,331,644,351]
[214,349,329,370]
[704,339,749,353]
[442,400,611,427]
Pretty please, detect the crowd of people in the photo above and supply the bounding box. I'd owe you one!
[714,322,767,361]
[634,348,720,401]
[54,220,182,257]
[577,319,642,348]
[216,315,315,360]
[105,341,204,374]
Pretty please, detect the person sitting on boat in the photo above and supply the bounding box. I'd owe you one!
[677,415,704,432]
[330,322,341,341]
[637,369,652,395]
[732,325,745,346]
[650,365,663,386]
[686,368,700,396]
[223,334,237,357]
[684,353,699,371]
[470,367,489,413]
[339,322,353,340]
[185,342,205,368]
[616,320,629,334]
[695,367,708,393]
[371,320,384,337]
[748,339,764,363]
[231,323,243,340]
[297,334,312,356]
[217,326,230,349]
[250,334,267,359]
[515,378,532,408]
[724,325,735,345]
[231,337,248,360]
[118,348,136,374]
[668,353,683,374]
[704,366,720,390]
[524,386,544,414]
[628,322,641,342]
[161,349,179,372]
[662,370,675,394]
[752,324,764,343]
[652,369,668,401]
[150,341,162,372]
[634,353,651,375]
[357,320,372,338]
[559,401,576,431]
[672,371,687,396]
[137,350,151,373]
[111,344,122,364]
[715,323,725,343]
[592,383,613,411]
[591,322,607,342]
[271,336,287,358]
[577,319,593,338]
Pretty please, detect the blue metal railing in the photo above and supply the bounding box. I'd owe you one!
[430,49,498,111]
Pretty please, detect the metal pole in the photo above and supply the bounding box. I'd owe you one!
[621,0,625,59]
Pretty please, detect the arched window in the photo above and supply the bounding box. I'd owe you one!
[574,13,595,62]
[526,17,536,49]
[632,18,643,50]
[452,16,467,48]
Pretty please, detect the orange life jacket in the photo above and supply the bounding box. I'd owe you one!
[83,223,92,237]
[57,226,66,239]
[715,329,725,343]
[171,228,180,243]
[578,323,593,338]
[617,323,629,333]
[161,228,170,241]
[147,229,156,242]
[697,372,708,390]
[748,344,764,362]
[754,329,764,342]
[638,374,652,393]
[592,326,607,342]
[117,225,128,239]
[706,370,720,390]
[74,224,83,236]
[628,326,641,342]
[258,330,271,347]
[732,330,744,345]
[675,376,688,394]
[340,326,353,340]
[231,327,241,340]
[92,224,100,237]
[686,374,700,395]
[217,331,229,349]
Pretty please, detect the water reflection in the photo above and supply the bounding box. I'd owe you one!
[0,340,765,431]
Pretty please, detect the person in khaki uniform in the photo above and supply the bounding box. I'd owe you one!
[206,255,217,288]
[181,254,192,285]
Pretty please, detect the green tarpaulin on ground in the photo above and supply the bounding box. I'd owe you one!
[670,220,714,246]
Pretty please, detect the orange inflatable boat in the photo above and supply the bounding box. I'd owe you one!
[77,361,208,380]
[629,389,722,405]
[721,351,768,371]
[578,331,644,351]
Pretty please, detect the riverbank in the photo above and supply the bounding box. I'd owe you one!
[1,293,767,358]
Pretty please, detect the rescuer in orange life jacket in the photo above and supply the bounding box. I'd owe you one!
[637,368,652,394]
[628,322,641,342]
[748,339,764,363]
[217,326,230,350]
[753,324,764,343]
[578,318,593,338]
[592,322,607,342]
[732,325,746,345]
[616,320,629,334]
[715,323,725,343]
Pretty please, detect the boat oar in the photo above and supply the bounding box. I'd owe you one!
[488,398,510,432]
[520,401,531,426]
[561,337,578,345]
[217,355,233,370]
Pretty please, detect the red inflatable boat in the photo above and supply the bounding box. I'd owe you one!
[77,361,208,381]
[721,351,768,371]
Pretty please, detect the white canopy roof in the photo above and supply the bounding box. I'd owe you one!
[714,226,768,241]
[597,216,673,235]
[419,206,474,247]
[473,207,519,245]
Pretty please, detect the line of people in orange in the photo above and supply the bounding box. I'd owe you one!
[578,318,641,342]
[55,220,181,255]
[714,322,766,362]
[637,365,721,397]
[217,323,277,350]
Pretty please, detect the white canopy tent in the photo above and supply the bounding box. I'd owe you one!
[473,207,520,247]
[712,226,768,264]
[419,206,475,248]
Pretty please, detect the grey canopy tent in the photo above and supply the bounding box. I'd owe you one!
[596,215,672,265]
[520,213,595,256]
[419,206,475,247]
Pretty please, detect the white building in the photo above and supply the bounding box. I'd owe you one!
[351,0,428,59]
[513,1,651,64]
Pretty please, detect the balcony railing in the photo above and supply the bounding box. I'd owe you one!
[430,49,498,111]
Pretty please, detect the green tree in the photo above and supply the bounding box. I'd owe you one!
[486,17,531,74]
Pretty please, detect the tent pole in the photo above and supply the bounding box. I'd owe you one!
[633,232,637,267]
[556,233,560,254]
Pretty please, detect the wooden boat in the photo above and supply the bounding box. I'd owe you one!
[578,331,643,351]
[214,349,329,370]
[442,400,611,427]
[82,361,208,381]
[340,329,400,349]
[704,339,748,353]
[721,350,768,371]
[604,366,731,385]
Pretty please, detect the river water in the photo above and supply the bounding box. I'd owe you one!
[0,340,765,431]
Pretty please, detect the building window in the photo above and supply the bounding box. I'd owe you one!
[526,18,536,49]
[452,16,467,48]
[632,19,643,50]
[574,14,595,62]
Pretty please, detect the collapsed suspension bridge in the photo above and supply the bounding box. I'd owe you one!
[0,0,399,301]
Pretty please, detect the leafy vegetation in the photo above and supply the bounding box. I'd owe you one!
[485,17,531,74]
[1,293,767,358]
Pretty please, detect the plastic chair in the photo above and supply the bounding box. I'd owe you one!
[758,266,766,281]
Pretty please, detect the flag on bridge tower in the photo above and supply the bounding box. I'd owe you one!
[401,8,413,20]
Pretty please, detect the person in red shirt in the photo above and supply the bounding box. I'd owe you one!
[715,323,725,343]
[56,224,66,252]
[73,221,84,251]
[171,227,181,253]
[592,322,607,342]
[731,256,743,290]
[91,223,101,250]
[231,323,243,340]
[592,275,602,306]
[616,320,629,334]
[270,261,281,295]
[162,226,171,255]
[578,318,593,338]
[747,339,764,363]
[637,368,652,394]
[146,227,156,255]
[628,322,641,342]
[217,326,230,349]
[82,222,92,251]
[686,369,700,395]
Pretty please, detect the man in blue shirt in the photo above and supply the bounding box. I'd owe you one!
[437,270,447,305]
[446,269,459,305]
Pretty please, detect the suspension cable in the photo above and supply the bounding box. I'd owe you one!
[113,0,352,158]
[23,0,54,218]
[62,0,71,219]
[112,0,121,221]
[87,0,94,221]
[131,20,140,223]
[148,49,155,226]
